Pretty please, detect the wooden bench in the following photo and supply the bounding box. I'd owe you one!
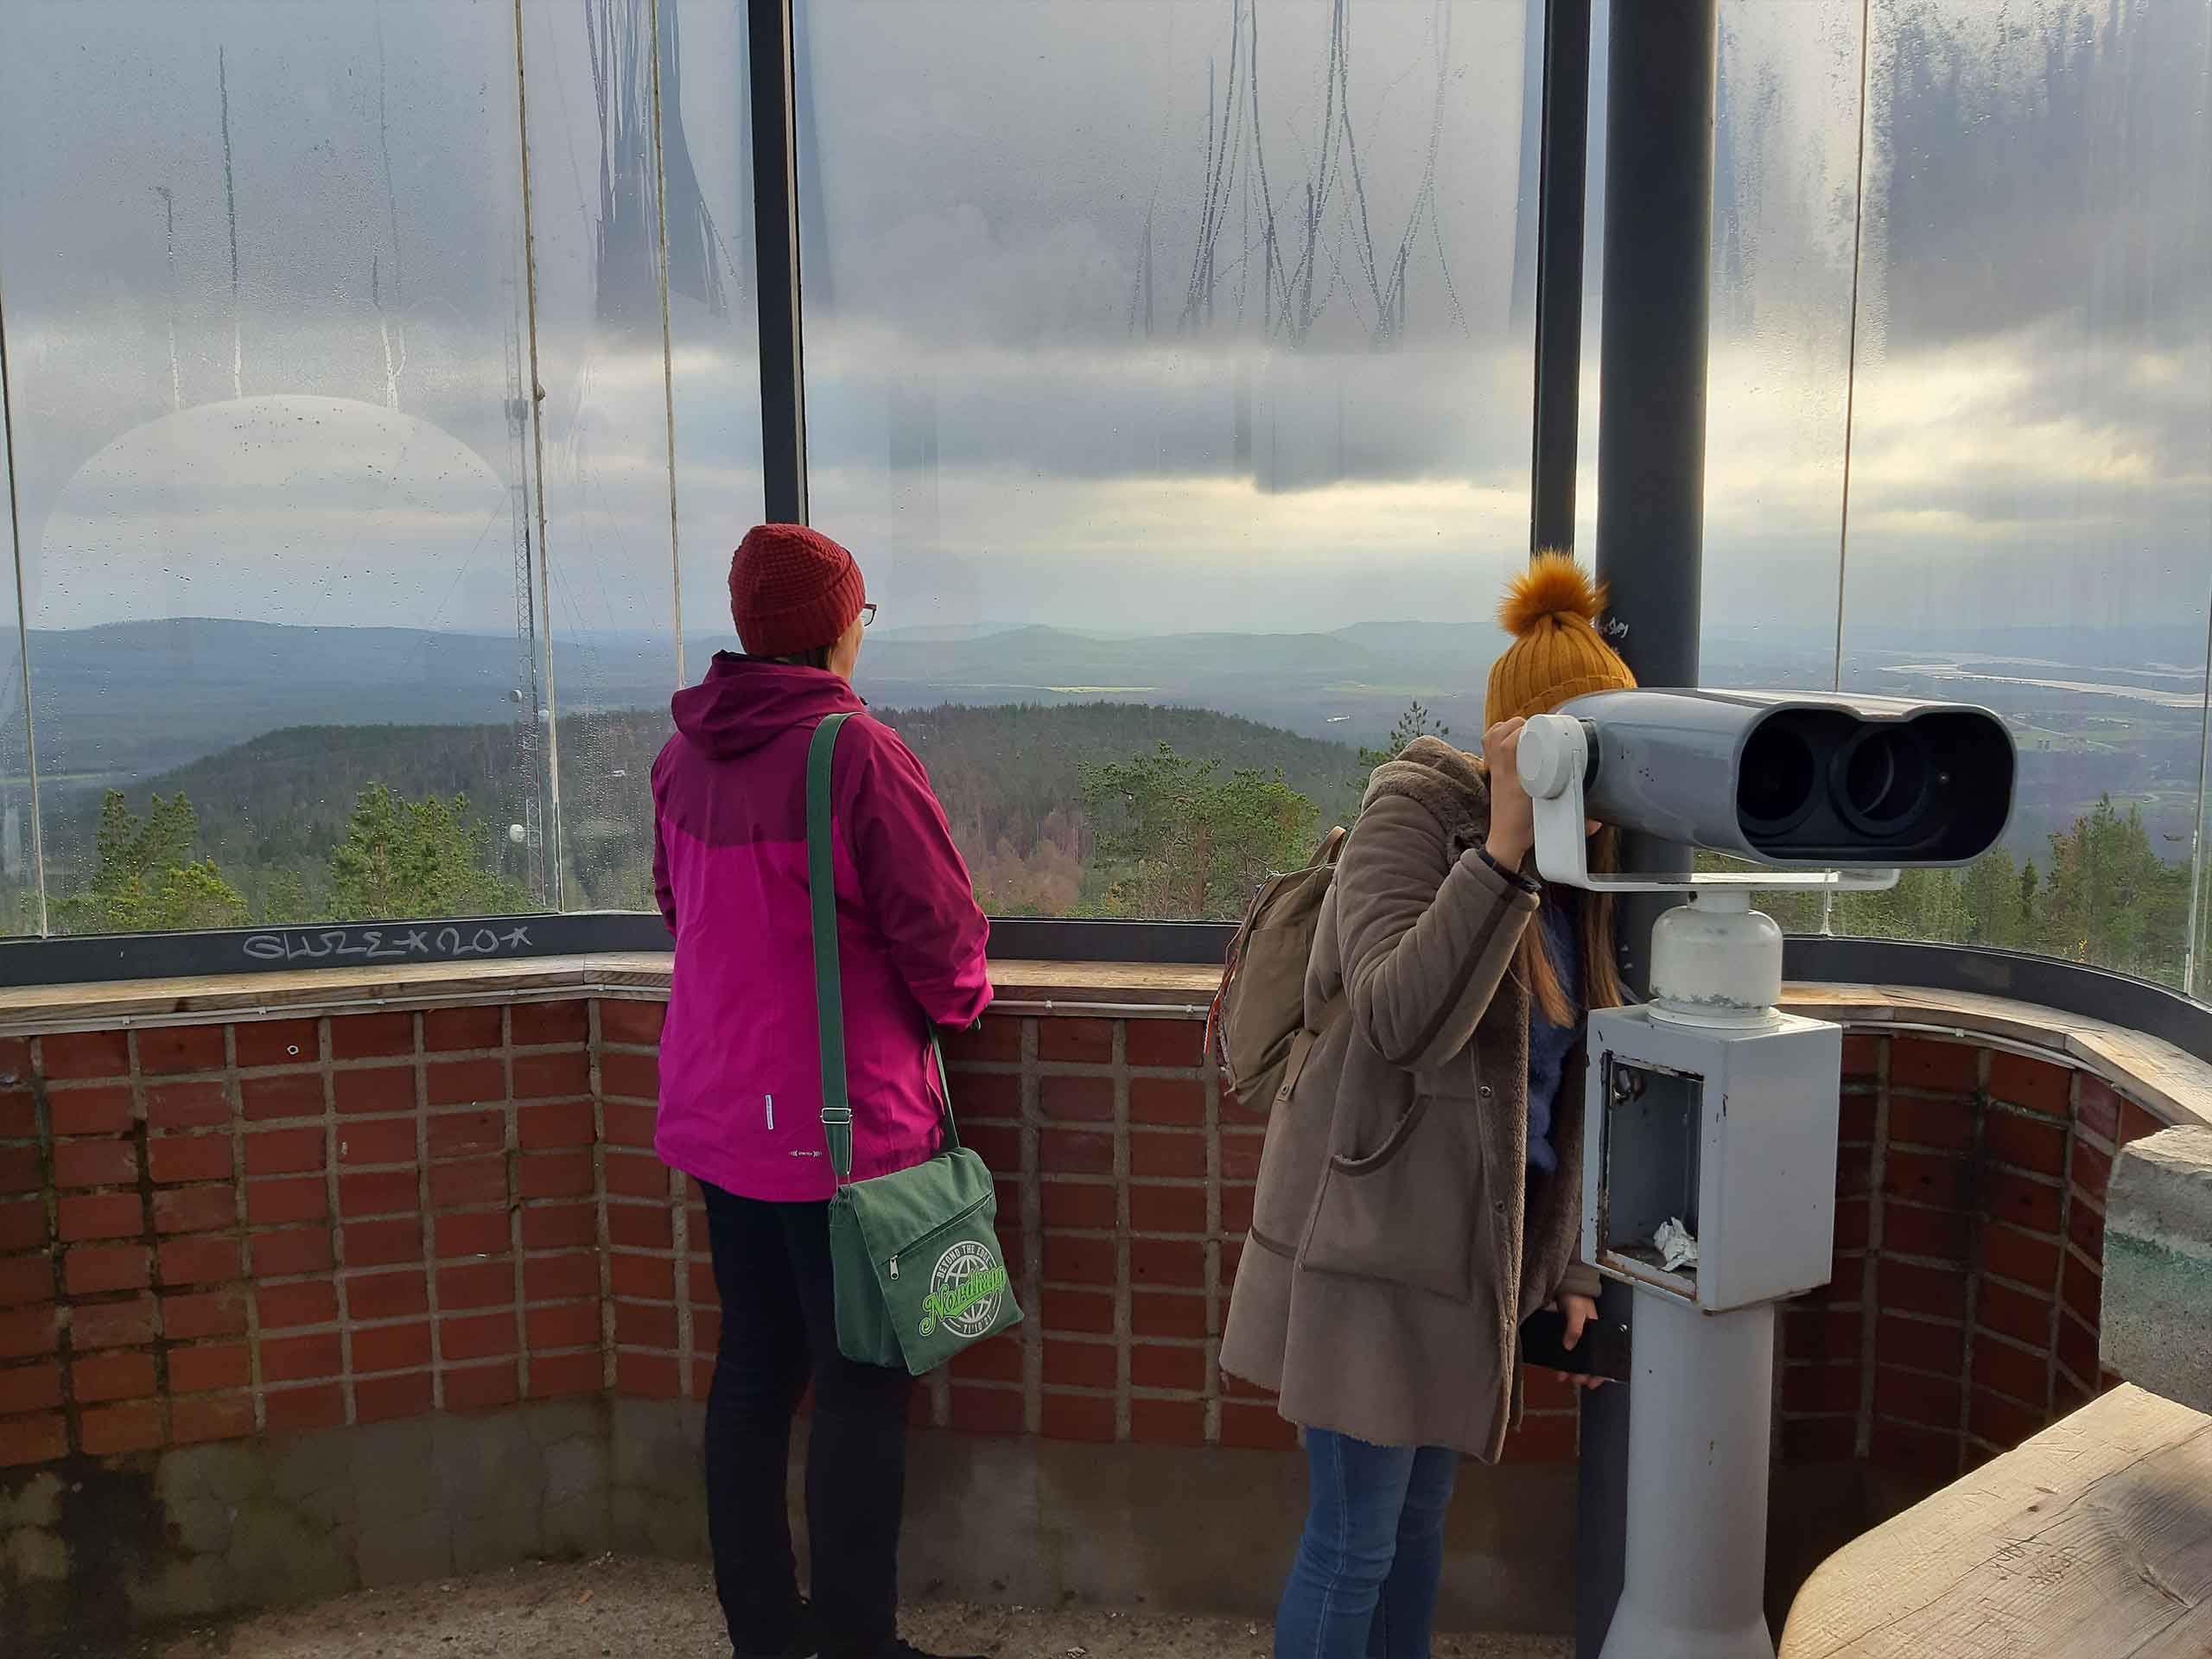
[1780,1383,2212,1658]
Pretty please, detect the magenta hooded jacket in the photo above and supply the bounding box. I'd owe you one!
[650,655,993,1203]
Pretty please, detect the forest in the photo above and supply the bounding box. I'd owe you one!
[29,699,2209,995]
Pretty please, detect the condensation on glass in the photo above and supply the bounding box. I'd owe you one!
[518,1,683,915]
[1580,2,1868,685]
[666,0,766,665]
[795,0,1545,920]
[1700,2,1865,689]
[1826,0,2212,991]
[1582,3,2212,988]
[0,0,759,940]
[0,418,33,936]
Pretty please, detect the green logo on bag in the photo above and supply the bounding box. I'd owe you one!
[918,1241,1007,1339]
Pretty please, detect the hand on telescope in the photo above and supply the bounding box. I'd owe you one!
[1482,718,1535,872]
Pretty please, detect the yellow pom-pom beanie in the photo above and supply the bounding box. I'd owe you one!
[1484,551,1637,728]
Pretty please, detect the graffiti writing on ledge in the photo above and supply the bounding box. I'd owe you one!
[241,925,536,965]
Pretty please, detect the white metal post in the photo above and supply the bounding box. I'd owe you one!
[1600,1289,1780,1659]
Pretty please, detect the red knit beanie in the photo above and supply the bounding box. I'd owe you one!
[728,524,867,657]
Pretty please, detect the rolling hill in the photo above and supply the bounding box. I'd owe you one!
[48,701,1365,923]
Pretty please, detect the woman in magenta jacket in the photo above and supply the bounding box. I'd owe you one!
[652,523,992,1659]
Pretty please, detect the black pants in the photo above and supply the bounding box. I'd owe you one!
[702,1184,914,1659]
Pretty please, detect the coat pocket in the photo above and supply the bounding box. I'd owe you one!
[1298,1090,1485,1303]
[1248,1033,1342,1257]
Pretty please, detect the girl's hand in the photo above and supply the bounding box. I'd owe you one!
[1483,718,1535,870]
[1550,1292,1606,1391]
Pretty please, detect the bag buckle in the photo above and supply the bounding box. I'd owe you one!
[820,1108,854,1126]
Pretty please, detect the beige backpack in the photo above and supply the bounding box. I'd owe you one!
[1205,825,1349,1116]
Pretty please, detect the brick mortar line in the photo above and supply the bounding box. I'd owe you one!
[59,1028,159,1455]
[2061,1237,2102,1274]
[2073,1122,2119,1156]
[503,1007,529,1407]
[1885,1142,2069,1186]
[1,1046,56,1419]
[1854,1037,1889,1462]
[58,1040,588,1096]
[283,1015,334,1432]
[406,1013,443,1416]
[130,1030,163,1447]
[1867,1307,1966,1330]
[591,1003,616,1393]
[1109,1022,1131,1443]
[1019,1019,1044,1436]
[1949,1048,1993,1471]
[2045,1070,2082,1416]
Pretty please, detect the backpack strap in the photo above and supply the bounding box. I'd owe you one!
[807,714,963,1187]
[1273,988,1349,1112]
[1205,823,1351,1080]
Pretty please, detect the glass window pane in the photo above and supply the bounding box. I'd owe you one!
[1,0,546,935]
[1578,3,1864,694]
[1700,3,1863,690]
[798,0,1539,919]
[1830,1,2212,987]
[516,1,695,914]
[2195,663,2212,996]
[668,0,766,663]
[0,426,35,934]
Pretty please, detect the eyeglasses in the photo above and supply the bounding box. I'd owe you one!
[860,603,879,628]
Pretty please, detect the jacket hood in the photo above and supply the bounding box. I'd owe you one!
[1363,735,1491,846]
[670,652,864,760]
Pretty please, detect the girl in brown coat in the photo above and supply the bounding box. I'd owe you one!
[1219,556,1637,1659]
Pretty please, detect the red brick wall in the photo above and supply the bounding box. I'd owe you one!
[1777,1035,2174,1486]
[0,1004,2171,1479]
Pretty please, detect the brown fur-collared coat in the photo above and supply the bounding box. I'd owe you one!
[1219,737,1600,1458]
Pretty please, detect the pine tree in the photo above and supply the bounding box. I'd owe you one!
[263,871,315,927]
[1081,744,1320,919]
[1355,702,1451,792]
[58,792,250,934]
[330,784,530,921]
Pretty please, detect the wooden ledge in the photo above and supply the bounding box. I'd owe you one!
[0,955,1224,1036]
[1779,1382,2212,1658]
[1781,982,2212,1132]
[0,958,2198,1129]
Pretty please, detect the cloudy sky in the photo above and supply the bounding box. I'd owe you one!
[0,0,2206,686]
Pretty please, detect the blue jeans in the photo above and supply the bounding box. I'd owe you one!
[1275,1428,1462,1659]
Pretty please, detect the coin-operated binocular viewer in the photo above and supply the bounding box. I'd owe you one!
[1516,691,2016,1659]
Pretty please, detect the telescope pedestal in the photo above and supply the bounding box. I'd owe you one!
[1598,1289,1778,1659]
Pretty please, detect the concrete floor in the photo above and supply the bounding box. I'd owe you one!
[83,1555,1573,1659]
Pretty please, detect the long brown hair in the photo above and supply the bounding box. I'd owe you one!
[1522,826,1625,1026]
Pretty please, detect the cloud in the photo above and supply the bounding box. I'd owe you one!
[0,0,2205,664]
[29,396,509,630]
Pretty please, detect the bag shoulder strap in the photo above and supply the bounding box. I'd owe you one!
[808,715,857,1184]
[806,714,962,1188]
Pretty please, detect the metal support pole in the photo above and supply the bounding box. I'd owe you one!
[1603,1292,1779,1659]
[1592,0,1714,702]
[1529,0,1592,556]
[748,0,808,524]
[1579,6,1719,1656]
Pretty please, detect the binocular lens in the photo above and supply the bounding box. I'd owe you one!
[1834,728,1931,832]
[1737,723,1818,833]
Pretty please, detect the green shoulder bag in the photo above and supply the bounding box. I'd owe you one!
[808,713,1021,1375]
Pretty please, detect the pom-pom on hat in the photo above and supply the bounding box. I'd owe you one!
[1484,552,1637,728]
[728,524,867,658]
